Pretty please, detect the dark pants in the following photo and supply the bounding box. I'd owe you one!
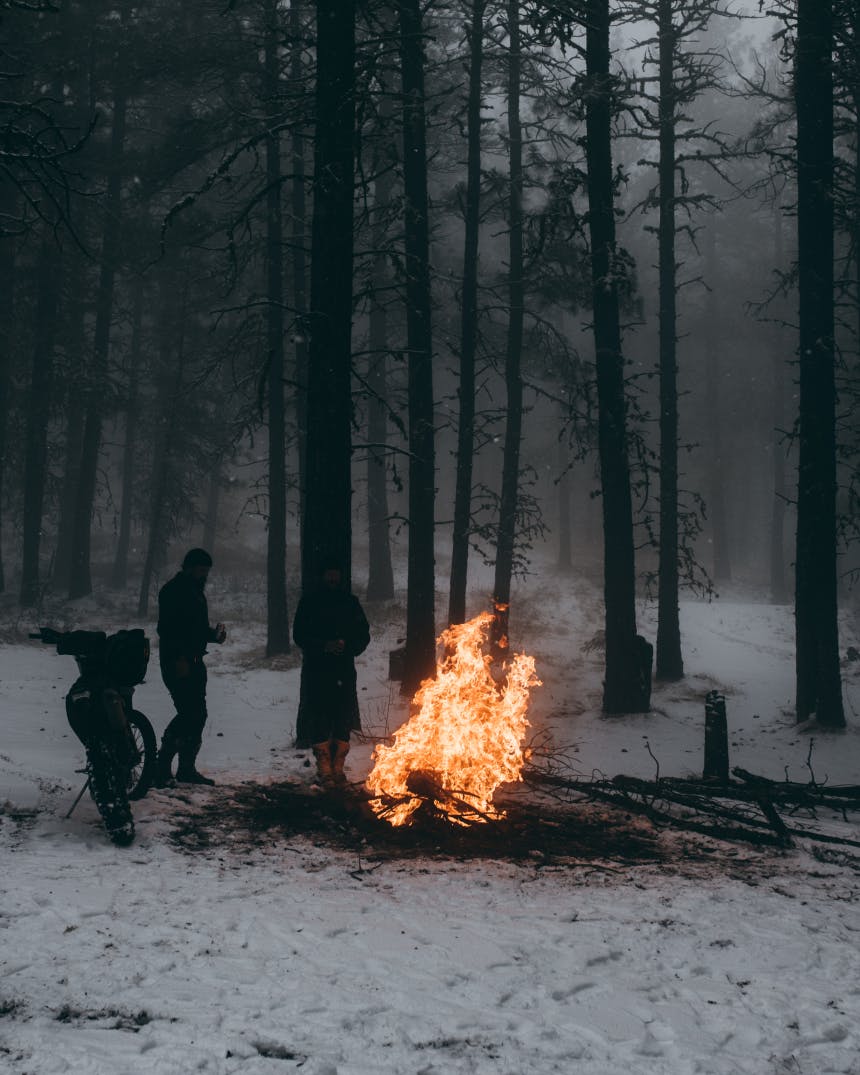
[160,659,208,754]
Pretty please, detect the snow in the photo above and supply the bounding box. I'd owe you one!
[2,562,859,1075]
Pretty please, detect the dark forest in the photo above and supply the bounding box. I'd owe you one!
[1,0,857,723]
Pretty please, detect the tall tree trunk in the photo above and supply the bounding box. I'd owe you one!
[265,0,291,656]
[448,0,485,627]
[704,224,731,584]
[770,344,789,602]
[110,274,144,590]
[53,255,88,593]
[54,413,85,592]
[583,0,650,713]
[399,0,437,695]
[19,232,62,607]
[52,4,93,594]
[794,0,845,725]
[855,95,860,352]
[655,0,683,680]
[366,117,396,603]
[68,85,127,599]
[202,365,228,557]
[0,190,17,594]
[769,208,790,603]
[202,463,221,555]
[137,270,185,618]
[303,0,355,592]
[491,0,524,656]
[290,0,309,552]
[557,403,572,572]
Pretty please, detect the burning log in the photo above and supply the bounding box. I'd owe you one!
[366,612,541,827]
[399,769,501,826]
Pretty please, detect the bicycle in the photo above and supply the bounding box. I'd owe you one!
[31,626,158,845]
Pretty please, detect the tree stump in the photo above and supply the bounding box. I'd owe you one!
[703,690,729,783]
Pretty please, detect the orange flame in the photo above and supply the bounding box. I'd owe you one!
[366,611,541,826]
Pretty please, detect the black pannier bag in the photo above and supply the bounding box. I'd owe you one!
[105,628,150,687]
[56,630,107,660]
[58,627,149,746]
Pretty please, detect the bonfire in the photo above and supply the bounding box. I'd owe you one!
[366,611,541,826]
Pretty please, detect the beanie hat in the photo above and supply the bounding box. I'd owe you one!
[182,548,213,570]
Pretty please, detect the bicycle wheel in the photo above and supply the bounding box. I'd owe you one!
[87,742,134,846]
[127,709,157,800]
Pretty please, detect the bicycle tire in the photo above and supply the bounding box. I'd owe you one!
[127,709,157,800]
[87,741,134,845]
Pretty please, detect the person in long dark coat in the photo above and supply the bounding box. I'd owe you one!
[155,548,227,786]
[292,557,370,787]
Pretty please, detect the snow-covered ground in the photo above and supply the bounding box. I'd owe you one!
[2,561,859,1075]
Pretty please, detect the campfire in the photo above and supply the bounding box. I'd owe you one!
[366,612,541,827]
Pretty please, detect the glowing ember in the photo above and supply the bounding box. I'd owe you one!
[366,612,541,826]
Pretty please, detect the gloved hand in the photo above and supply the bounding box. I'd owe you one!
[214,623,227,644]
[39,627,61,645]
[175,656,191,678]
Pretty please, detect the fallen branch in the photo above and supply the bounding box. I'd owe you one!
[523,765,860,852]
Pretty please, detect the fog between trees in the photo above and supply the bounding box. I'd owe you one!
[0,0,855,720]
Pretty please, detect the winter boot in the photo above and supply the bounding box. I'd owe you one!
[331,739,350,786]
[175,765,215,786]
[153,733,179,788]
[176,741,215,786]
[312,741,335,789]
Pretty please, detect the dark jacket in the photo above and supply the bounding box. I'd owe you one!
[292,586,370,741]
[292,587,370,671]
[157,571,218,664]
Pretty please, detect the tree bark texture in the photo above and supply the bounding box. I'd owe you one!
[492,0,525,657]
[110,275,144,590]
[366,116,396,603]
[448,0,485,627]
[704,225,731,584]
[137,267,186,618]
[655,0,683,680]
[53,243,93,592]
[584,0,650,713]
[794,0,845,725]
[769,209,789,604]
[399,0,437,695]
[302,0,356,592]
[0,193,17,594]
[202,462,221,557]
[19,232,61,607]
[68,86,127,599]
[557,404,572,572]
[264,0,291,657]
[289,0,309,552]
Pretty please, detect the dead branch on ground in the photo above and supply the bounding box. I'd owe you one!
[522,764,860,852]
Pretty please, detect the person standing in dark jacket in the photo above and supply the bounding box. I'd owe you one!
[155,548,227,786]
[292,557,370,788]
